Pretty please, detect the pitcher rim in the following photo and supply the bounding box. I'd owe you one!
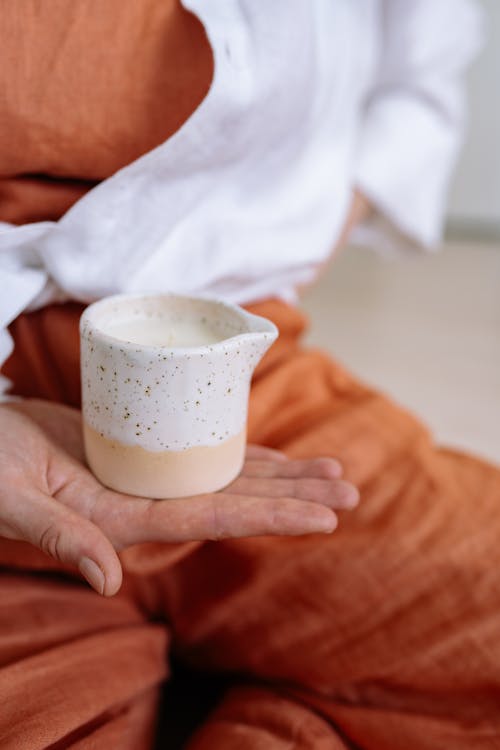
[79,292,278,356]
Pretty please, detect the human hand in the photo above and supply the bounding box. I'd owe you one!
[0,400,359,596]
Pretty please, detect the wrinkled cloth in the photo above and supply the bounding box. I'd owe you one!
[1,300,500,749]
[0,0,483,380]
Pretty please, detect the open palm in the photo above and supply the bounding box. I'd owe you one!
[0,400,358,595]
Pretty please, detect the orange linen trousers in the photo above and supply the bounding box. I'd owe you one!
[1,300,500,749]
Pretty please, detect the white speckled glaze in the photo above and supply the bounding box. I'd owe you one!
[80,294,278,498]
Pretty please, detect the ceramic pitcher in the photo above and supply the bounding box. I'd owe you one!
[80,293,278,498]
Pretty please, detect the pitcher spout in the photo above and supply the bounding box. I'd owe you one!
[228,310,278,373]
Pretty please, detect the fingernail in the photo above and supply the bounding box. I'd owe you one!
[319,519,337,533]
[79,557,105,595]
[309,513,337,534]
[321,458,343,478]
[344,485,360,508]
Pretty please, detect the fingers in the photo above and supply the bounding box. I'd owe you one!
[242,456,343,480]
[118,493,338,545]
[51,451,353,548]
[44,443,353,551]
[0,488,123,596]
[225,476,359,510]
[245,445,289,462]
[234,455,355,510]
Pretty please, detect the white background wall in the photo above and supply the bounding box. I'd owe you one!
[448,0,500,232]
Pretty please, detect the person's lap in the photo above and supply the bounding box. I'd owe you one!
[167,344,500,747]
[1,302,499,748]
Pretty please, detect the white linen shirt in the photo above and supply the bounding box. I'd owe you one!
[0,0,482,388]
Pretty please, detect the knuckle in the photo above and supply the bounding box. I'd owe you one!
[39,523,64,562]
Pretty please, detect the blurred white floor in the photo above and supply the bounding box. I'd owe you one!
[301,239,500,466]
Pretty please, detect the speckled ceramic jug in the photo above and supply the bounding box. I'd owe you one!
[80,294,278,498]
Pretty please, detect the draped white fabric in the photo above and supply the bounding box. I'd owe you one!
[0,0,482,383]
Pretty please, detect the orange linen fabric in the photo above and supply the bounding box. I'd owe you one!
[0,0,213,224]
[2,301,500,749]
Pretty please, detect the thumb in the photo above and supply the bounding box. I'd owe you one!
[1,489,123,596]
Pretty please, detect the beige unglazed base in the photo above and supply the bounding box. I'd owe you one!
[83,423,246,499]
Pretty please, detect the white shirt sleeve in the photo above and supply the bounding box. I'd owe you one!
[351,0,484,255]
